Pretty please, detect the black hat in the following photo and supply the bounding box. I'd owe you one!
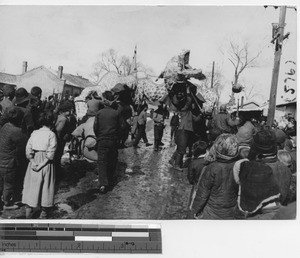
[251,129,277,155]
[253,130,276,153]
[58,101,73,112]
[13,88,30,105]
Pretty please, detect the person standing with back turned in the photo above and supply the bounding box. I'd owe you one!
[94,91,122,194]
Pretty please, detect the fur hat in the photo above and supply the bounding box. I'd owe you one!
[215,134,239,160]
[206,134,239,162]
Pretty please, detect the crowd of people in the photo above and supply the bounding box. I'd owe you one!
[0,84,77,218]
[0,80,297,220]
[184,105,296,219]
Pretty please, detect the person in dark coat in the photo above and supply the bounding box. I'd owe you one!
[186,141,209,218]
[170,112,179,142]
[132,104,152,148]
[94,91,122,194]
[54,101,73,176]
[232,129,292,219]
[191,134,240,219]
[284,118,296,137]
[187,141,209,185]
[44,95,56,112]
[233,159,281,219]
[169,99,202,170]
[247,129,292,206]
[117,100,133,149]
[0,88,35,136]
[30,86,44,129]
[236,116,256,146]
[212,104,240,134]
[0,107,28,210]
[0,84,15,113]
[86,91,103,117]
[152,102,166,151]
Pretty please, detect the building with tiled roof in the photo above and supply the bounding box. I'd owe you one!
[0,62,94,99]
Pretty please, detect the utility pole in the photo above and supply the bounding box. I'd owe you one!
[267,6,287,126]
[133,45,138,83]
[211,61,215,88]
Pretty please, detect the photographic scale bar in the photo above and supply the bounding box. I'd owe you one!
[0,223,162,253]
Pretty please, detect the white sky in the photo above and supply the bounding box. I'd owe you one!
[0,3,297,104]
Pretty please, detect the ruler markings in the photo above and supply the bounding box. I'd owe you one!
[112,232,149,237]
[0,223,161,253]
[75,236,112,242]
[112,237,150,242]
[36,231,73,236]
[74,231,112,236]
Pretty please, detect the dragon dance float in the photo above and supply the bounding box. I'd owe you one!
[72,50,218,162]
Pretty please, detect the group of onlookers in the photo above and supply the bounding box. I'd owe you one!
[0,84,76,218]
[0,81,296,220]
[183,105,296,219]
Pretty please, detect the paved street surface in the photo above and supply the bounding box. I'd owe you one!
[1,119,192,220]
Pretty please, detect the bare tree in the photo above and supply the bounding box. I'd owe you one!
[89,48,155,85]
[220,40,262,106]
[227,41,262,87]
[136,63,156,79]
[90,49,124,85]
[241,81,265,103]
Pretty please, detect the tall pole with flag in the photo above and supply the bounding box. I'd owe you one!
[132,45,141,105]
[132,45,138,83]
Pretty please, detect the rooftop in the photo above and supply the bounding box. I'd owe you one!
[0,72,18,85]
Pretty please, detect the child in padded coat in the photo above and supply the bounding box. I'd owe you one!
[22,112,57,219]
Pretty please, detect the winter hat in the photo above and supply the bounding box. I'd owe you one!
[3,84,15,97]
[238,160,280,214]
[205,133,238,162]
[251,129,277,155]
[215,134,239,160]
